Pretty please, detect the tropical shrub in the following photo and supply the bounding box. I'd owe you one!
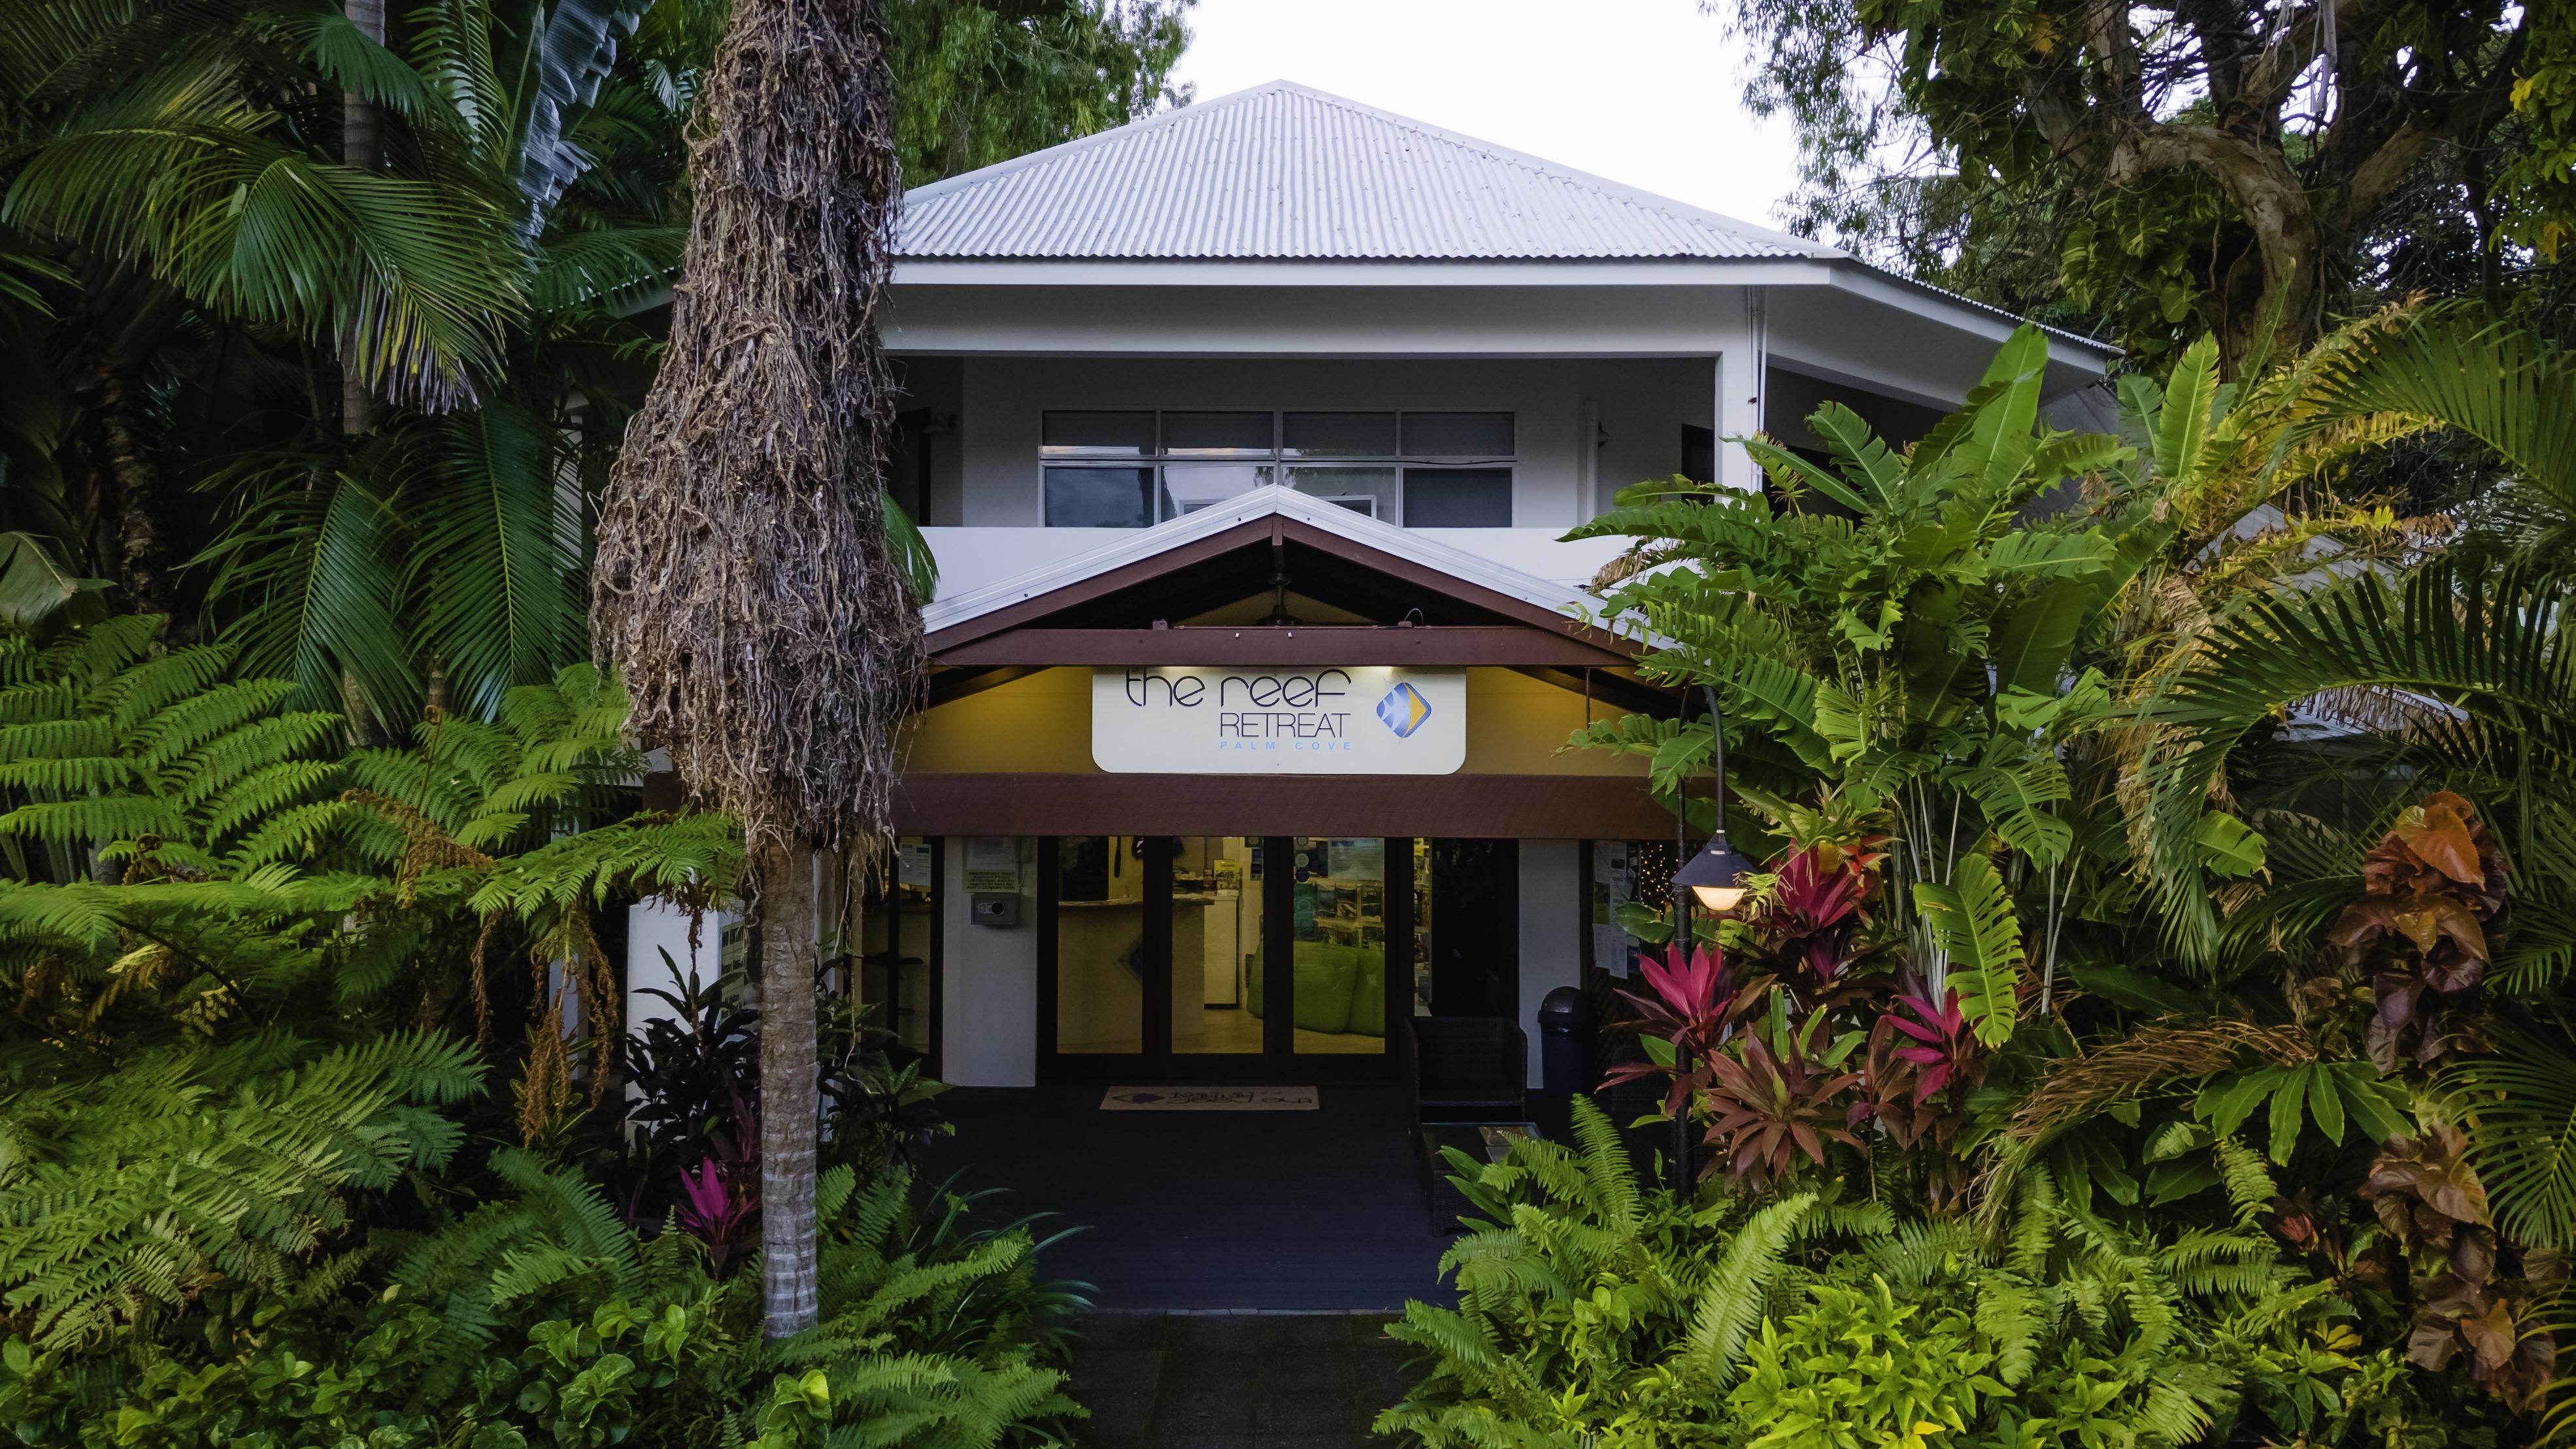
[0,1154,1083,1449]
[1458,312,2576,1448]
[0,619,1082,1446]
[1380,1099,2437,1449]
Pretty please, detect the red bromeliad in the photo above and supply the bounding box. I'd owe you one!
[1699,1033,1865,1189]
[677,1156,761,1274]
[1862,987,1986,1154]
[1751,838,1889,986]
[1603,942,1765,1118]
[1882,990,1976,1103]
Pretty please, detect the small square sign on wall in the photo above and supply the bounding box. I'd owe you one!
[963,835,1019,893]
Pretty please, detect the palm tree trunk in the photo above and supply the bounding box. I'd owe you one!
[51,267,180,618]
[89,372,174,617]
[340,0,384,435]
[758,840,822,1335]
[337,0,385,741]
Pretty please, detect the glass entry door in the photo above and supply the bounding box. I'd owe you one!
[1039,836,1407,1080]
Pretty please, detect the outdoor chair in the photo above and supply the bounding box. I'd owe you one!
[1407,1015,1528,1123]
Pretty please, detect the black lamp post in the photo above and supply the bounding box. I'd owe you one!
[1668,686,1755,1196]
[1672,686,1758,920]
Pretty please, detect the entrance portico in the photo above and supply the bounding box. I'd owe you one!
[899,488,1672,1087]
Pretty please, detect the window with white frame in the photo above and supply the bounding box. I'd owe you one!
[1039,410,1514,527]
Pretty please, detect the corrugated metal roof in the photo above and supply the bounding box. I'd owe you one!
[895,80,1835,262]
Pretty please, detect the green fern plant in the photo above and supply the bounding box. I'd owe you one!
[0,1031,485,1348]
[1379,1100,2355,1449]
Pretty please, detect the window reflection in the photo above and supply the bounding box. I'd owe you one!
[1279,837,1388,1056]
[1171,837,1263,1054]
[1054,835,1144,1054]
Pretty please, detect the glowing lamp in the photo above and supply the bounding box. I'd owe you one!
[1673,831,1758,916]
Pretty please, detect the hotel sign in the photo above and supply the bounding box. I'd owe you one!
[1090,667,1467,774]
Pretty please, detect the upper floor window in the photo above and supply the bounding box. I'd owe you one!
[1041,410,1513,528]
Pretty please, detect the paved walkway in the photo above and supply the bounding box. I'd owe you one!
[1069,1311,1414,1449]
[923,1084,1454,1310]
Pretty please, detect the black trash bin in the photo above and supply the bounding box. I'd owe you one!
[1535,986,1597,1141]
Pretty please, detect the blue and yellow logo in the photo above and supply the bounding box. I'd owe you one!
[1375,682,1433,739]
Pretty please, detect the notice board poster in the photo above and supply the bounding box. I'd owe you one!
[1592,840,1641,978]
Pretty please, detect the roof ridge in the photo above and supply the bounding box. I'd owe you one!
[898,79,1835,260]
[897,80,1288,207]
[1267,83,1832,258]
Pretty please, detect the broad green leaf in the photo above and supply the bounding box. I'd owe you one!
[1741,437,1872,514]
[1950,325,2050,491]
[2190,812,2267,878]
[2153,335,2223,484]
[2336,1063,2415,1146]
[1989,515,2175,696]
[1986,530,2115,576]
[2307,1061,2346,1145]
[2267,1064,2309,1164]
[0,532,109,625]
[1803,402,1909,508]
[2197,1069,2284,1137]
[2147,1159,2222,1205]
[2064,961,2202,1016]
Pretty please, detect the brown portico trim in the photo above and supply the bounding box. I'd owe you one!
[922,513,1639,657]
[891,771,1672,839]
[933,624,1634,669]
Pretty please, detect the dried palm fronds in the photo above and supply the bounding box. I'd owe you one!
[2007,1018,2313,1146]
[591,0,920,861]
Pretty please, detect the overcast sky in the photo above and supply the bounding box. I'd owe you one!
[1167,0,1810,231]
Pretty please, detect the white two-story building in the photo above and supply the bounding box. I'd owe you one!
[632,80,2116,1092]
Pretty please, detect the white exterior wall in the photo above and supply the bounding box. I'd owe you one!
[624,900,732,1031]
[939,836,1039,1086]
[956,356,1602,530]
[1517,840,1584,1084]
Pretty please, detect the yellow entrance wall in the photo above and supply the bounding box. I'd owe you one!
[901,667,1647,777]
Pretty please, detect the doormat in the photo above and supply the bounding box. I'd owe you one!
[1101,1086,1318,1111]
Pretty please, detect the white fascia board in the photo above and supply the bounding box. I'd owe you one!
[892,258,1836,289]
[923,488,1601,637]
[1824,265,2120,373]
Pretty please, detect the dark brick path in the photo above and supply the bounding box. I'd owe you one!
[1068,1311,1414,1449]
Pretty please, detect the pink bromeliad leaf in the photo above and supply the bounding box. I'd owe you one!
[1637,942,1724,1020]
[677,1159,733,1237]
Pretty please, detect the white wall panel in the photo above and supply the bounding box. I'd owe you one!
[939,837,1039,1086]
[1517,839,1583,1084]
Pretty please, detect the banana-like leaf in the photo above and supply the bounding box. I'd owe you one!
[1916,325,2047,493]
[515,0,659,240]
[0,532,108,624]
[1804,401,1909,510]
[2189,812,2266,878]
[1741,436,1872,514]
[1986,529,2115,576]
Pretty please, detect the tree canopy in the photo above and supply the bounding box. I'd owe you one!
[1722,0,2571,369]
